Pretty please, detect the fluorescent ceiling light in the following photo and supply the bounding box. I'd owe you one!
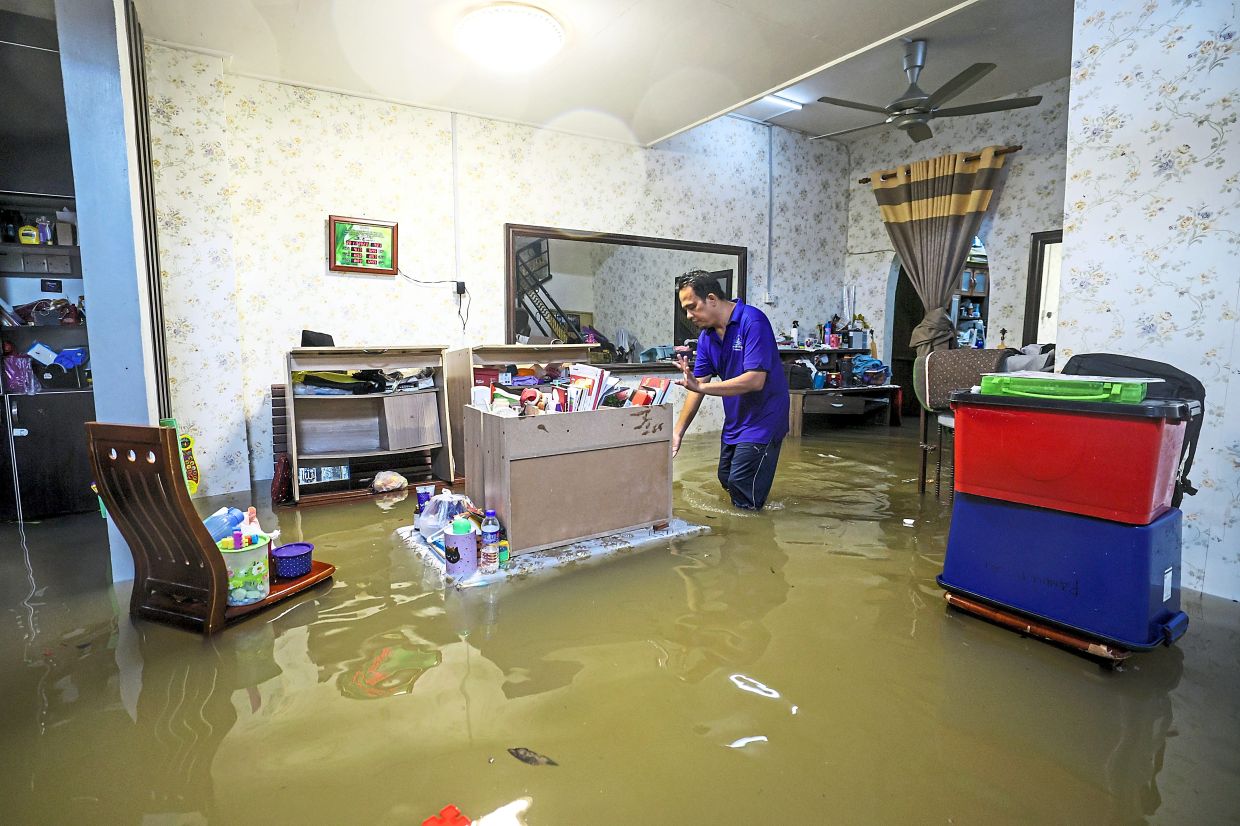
[456,3,565,72]
[760,95,802,113]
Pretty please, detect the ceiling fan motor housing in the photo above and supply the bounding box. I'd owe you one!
[893,39,930,110]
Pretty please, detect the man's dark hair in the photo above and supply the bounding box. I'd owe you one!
[677,270,726,301]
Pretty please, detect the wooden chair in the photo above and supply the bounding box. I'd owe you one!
[86,422,335,634]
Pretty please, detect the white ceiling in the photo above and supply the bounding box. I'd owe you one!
[113,1,1073,148]
[732,0,1075,140]
[131,0,1048,146]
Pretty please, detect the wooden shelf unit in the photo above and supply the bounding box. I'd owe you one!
[953,260,989,345]
[443,343,596,479]
[285,346,454,503]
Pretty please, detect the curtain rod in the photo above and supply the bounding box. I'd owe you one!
[857,145,1023,184]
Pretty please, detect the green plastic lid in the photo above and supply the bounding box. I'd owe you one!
[451,517,472,534]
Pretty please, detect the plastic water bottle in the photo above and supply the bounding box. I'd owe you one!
[203,507,244,542]
[480,509,501,574]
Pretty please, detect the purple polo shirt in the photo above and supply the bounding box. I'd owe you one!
[694,300,789,445]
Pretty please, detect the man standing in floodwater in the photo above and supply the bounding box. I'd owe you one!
[672,270,789,510]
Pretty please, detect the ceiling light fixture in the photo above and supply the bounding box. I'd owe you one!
[455,3,565,72]
[761,95,802,113]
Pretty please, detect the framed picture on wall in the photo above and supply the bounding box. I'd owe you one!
[327,215,398,275]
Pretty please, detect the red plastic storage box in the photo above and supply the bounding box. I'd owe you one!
[950,391,1197,525]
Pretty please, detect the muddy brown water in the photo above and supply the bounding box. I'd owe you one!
[1,425,1237,824]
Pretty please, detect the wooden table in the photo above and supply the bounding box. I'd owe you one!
[788,385,902,437]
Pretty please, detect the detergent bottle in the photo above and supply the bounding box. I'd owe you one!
[202,507,245,542]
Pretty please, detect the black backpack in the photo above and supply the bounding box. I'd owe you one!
[1061,353,1205,507]
[786,362,814,390]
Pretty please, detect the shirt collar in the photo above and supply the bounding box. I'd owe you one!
[728,299,745,324]
[710,300,744,344]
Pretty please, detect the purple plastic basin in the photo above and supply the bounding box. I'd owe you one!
[271,542,314,580]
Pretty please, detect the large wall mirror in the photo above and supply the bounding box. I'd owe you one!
[504,224,747,362]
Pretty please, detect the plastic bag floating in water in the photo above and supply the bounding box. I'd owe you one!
[508,747,558,766]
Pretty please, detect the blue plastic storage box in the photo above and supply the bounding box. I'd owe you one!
[938,493,1188,649]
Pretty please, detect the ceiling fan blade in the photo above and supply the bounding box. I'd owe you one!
[926,63,995,108]
[809,121,892,141]
[905,122,933,142]
[816,95,890,115]
[933,95,1043,117]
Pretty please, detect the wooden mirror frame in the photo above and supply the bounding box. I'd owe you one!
[503,223,748,344]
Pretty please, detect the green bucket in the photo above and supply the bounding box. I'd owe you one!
[217,534,272,606]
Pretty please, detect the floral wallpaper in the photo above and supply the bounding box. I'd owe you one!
[452,112,774,345]
[841,77,1070,358]
[146,48,251,496]
[145,45,850,488]
[222,75,458,481]
[771,127,850,336]
[593,245,740,351]
[1059,0,1239,600]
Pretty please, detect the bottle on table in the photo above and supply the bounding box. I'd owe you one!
[791,320,800,346]
[480,509,501,574]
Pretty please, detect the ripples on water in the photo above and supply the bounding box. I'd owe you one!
[0,428,1233,823]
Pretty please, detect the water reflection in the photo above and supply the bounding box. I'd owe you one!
[656,517,788,684]
[937,610,1184,822]
[337,631,442,700]
[0,429,1233,823]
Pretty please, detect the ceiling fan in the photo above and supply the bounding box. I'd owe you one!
[809,39,1041,143]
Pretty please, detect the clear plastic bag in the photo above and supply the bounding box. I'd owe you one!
[371,470,408,493]
[415,491,472,539]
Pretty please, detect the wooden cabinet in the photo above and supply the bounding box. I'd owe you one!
[443,343,595,480]
[9,391,97,518]
[285,346,454,503]
[463,403,672,555]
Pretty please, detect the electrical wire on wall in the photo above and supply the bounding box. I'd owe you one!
[397,270,471,334]
[457,287,471,331]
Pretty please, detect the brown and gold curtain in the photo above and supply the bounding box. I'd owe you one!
[871,146,1007,357]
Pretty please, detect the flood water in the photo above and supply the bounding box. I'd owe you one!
[1,424,1237,824]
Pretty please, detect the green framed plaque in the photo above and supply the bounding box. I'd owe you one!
[327,215,398,275]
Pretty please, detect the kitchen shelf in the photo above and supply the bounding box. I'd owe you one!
[0,242,80,257]
[2,388,93,397]
[2,323,87,332]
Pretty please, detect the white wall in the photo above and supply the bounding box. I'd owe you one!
[145,45,850,492]
[544,272,594,316]
[594,246,740,352]
[841,77,1070,359]
[1060,0,1240,601]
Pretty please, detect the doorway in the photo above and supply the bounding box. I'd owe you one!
[889,266,922,417]
[1023,230,1063,346]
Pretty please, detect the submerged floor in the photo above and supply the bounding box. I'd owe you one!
[1,424,1237,823]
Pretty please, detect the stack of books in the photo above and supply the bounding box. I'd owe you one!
[567,363,616,411]
[627,376,672,407]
